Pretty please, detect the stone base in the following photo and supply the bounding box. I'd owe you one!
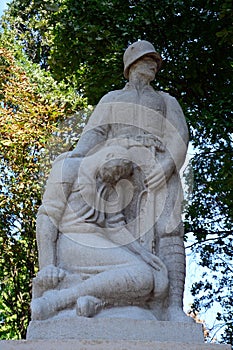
[26,318,204,343]
[1,340,231,350]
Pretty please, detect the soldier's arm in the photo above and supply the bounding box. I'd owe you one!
[162,93,189,171]
[36,154,77,269]
[145,93,189,190]
[71,98,112,157]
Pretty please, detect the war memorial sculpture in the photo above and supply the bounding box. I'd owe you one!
[0,39,230,349]
[21,41,228,349]
[30,40,191,323]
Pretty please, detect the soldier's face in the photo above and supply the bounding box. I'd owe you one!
[130,56,158,81]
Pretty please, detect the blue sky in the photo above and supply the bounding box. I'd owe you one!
[0,0,10,16]
[0,0,226,342]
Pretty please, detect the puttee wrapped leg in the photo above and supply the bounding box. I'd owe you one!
[157,227,193,322]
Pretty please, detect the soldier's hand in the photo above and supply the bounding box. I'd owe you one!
[144,168,167,191]
[144,157,174,191]
[35,264,65,289]
[140,250,163,271]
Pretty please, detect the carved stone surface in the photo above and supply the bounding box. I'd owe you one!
[27,318,204,342]
[1,340,231,350]
[29,40,193,333]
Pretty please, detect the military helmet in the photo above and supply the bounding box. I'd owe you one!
[123,40,162,79]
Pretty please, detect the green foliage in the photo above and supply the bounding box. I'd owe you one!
[2,0,232,107]
[0,44,87,338]
[0,167,39,339]
[216,0,233,45]
[0,0,232,344]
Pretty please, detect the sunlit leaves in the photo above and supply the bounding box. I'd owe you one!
[0,46,87,339]
[0,0,232,343]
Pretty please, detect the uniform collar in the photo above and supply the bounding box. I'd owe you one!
[124,82,155,93]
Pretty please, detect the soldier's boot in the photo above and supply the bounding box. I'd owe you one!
[158,233,193,323]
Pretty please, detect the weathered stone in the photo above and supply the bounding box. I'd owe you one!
[27,318,204,343]
[29,40,193,337]
[1,340,231,350]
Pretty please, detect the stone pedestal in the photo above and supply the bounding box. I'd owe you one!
[1,339,231,350]
[1,318,231,350]
[26,318,204,343]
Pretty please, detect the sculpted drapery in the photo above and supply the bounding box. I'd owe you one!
[31,41,191,323]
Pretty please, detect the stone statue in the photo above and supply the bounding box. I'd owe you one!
[31,40,191,323]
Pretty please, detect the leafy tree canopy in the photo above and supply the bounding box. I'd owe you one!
[0,0,232,344]
[0,36,87,338]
